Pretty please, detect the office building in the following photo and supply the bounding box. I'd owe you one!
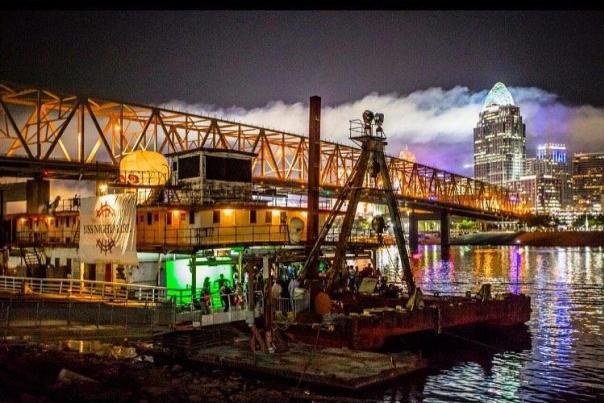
[509,174,561,215]
[474,82,526,186]
[525,143,573,209]
[572,152,604,212]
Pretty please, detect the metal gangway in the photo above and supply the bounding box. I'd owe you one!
[0,275,266,330]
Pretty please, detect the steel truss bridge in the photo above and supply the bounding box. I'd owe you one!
[0,81,529,219]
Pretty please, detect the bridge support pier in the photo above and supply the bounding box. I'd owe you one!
[440,210,450,259]
[26,179,50,215]
[409,211,419,254]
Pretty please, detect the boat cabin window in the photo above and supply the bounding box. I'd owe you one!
[213,210,220,224]
[250,210,257,224]
[178,156,200,179]
[205,155,252,182]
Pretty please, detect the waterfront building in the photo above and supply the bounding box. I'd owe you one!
[523,143,573,213]
[572,152,604,212]
[509,174,561,215]
[474,82,526,187]
[535,143,572,207]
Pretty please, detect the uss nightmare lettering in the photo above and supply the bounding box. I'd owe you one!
[83,224,131,234]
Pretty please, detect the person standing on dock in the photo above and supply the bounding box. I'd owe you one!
[288,276,300,311]
[220,281,232,312]
[201,289,211,314]
[348,266,357,292]
[354,266,361,290]
[271,279,282,314]
[202,277,211,294]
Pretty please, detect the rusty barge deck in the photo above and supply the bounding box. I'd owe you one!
[286,293,531,350]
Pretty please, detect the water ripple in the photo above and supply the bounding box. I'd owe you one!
[376,246,604,402]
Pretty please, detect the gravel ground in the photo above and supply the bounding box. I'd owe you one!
[0,341,372,403]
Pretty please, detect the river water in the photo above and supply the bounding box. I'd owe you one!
[371,245,604,402]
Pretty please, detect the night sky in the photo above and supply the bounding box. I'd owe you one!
[1,10,603,174]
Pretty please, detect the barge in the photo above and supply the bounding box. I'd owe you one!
[285,292,531,350]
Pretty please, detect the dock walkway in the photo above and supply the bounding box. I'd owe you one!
[189,343,426,390]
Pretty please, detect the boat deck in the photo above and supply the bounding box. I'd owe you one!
[286,293,531,350]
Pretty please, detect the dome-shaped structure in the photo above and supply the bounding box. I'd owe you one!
[119,150,170,203]
[119,150,170,186]
[481,82,515,112]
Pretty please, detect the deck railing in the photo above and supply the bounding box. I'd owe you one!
[15,229,79,246]
[11,224,393,249]
[175,290,265,326]
[137,224,291,247]
[274,291,311,320]
[0,276,266,328]
[0,275,170,305]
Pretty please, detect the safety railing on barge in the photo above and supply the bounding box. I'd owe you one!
[274,292,311,321]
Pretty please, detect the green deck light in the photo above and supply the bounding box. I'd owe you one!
[166,257,234,307]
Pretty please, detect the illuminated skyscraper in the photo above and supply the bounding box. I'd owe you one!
[509,174,561,215]
[572,152,604,212]
[518,144,572,214]
[534,143,572,207]
[474,82,526,186]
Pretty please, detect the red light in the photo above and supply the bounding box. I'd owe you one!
[42,170,50,177]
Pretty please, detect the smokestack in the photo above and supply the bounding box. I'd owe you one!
[307,96,321,255]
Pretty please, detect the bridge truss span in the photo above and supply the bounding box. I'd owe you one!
[0,81,529,218]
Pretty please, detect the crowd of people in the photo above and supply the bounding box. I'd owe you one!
[329,262,395,296]
[191,269,247,313]
[190,260,394,314]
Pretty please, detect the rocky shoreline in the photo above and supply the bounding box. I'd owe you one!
[0,341,375,403]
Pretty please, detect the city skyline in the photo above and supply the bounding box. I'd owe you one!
[1,11,604,177]
[0,10,603,403]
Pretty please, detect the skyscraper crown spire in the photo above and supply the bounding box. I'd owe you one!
[482,82,515,112]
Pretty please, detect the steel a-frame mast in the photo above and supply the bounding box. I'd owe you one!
[300,111,416,296]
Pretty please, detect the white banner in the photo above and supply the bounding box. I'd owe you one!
[78,193,138,265]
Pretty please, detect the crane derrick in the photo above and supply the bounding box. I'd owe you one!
[300,111,416,297]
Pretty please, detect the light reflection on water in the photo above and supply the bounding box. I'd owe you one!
[378,245,604,402]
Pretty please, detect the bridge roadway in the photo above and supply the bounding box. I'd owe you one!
[0,81,529,220]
